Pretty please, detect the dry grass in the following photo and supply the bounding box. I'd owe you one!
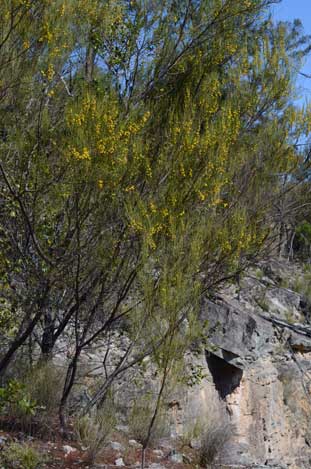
[182,395,233,466]
[75,398,116,464]
[0,442,44,469]
[128,396,170,446]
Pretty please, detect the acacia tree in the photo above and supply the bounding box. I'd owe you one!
[1,0,311,428]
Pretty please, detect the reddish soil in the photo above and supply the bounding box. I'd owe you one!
[0,428,199,468]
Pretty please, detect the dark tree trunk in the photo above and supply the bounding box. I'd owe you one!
[59,348,81,433]
[0,286,49,378]
[40,309,55,359]
[0,309,43,378]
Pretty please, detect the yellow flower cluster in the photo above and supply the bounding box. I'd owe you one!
[129,219,143,232]
[70,147,91,160]
[46,64,55,81]
[125,185,135,192]
[59,3,65,16]
[40,22,53,43]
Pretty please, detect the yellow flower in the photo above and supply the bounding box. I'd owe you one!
[59,4,65,16]
[198,191,206,201]
[46,64,55,81]
[150,202,157,213]
[70,146,91,160]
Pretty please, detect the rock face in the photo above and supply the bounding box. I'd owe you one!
[184,261,311,469]
[62,259,311,469]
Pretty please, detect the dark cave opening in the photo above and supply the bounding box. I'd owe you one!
[206,351,243,399]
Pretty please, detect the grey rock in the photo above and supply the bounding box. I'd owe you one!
[147,464,166,469]
[109,441,124,452]
[202,298,276,366]
[116,424,129,433]
[61,259,311,469]
[152,449,164,457]
[289,331,311,351]
[158,438,173,450]
[188,262,311,469]
[169,450,183,463]
[129,439,142,448]
[63,445,76,455]
[115,457,125,466]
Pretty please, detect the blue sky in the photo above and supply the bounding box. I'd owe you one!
[272,0,311,103]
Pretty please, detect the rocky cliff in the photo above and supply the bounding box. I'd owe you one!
[180,260,311,468]
[63,259,311,468]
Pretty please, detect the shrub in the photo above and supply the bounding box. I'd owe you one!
[295,221,311,259]
[0,363,64,435]
[128,396,169,446]
[255,268,264,280]
[22,362,64,416]
[292,272,311,304]
[199,419,232,467]
[0,380,37,433]
[1,442,43,469]
[182,398,232,467]
[75,398,116,464]
[0,380,36,414]
[181,416,204,446]
[255,296,269,312]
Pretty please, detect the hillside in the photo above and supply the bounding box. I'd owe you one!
[1,1,311,468]
[1,258,311,468]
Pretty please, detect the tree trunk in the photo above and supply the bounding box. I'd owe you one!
[0,308,43,378]
[59,348,81,433]
[85,44,95,83]
[40,309,55,360]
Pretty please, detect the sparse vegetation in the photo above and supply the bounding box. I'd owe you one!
[128,396,170,446]
[199,421,232,467]
[0,380,38,433]
[255,268,264,280]
[0,442,44,469]
[75,399,116,464]
[292,272,311,304]
[182,400,232,467]
[22,363,64,416]
[256,297,270,313]
[0,364,65,436]
[284,310,296,324]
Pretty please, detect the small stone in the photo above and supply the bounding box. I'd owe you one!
[110,441,124,452]
[115,457,125,466]
[158,438,173,450]
[153,449,164,457]
[129,439,142,448]
[116,424,129,433]
[169,450,183,463]
[63,445,76,455]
